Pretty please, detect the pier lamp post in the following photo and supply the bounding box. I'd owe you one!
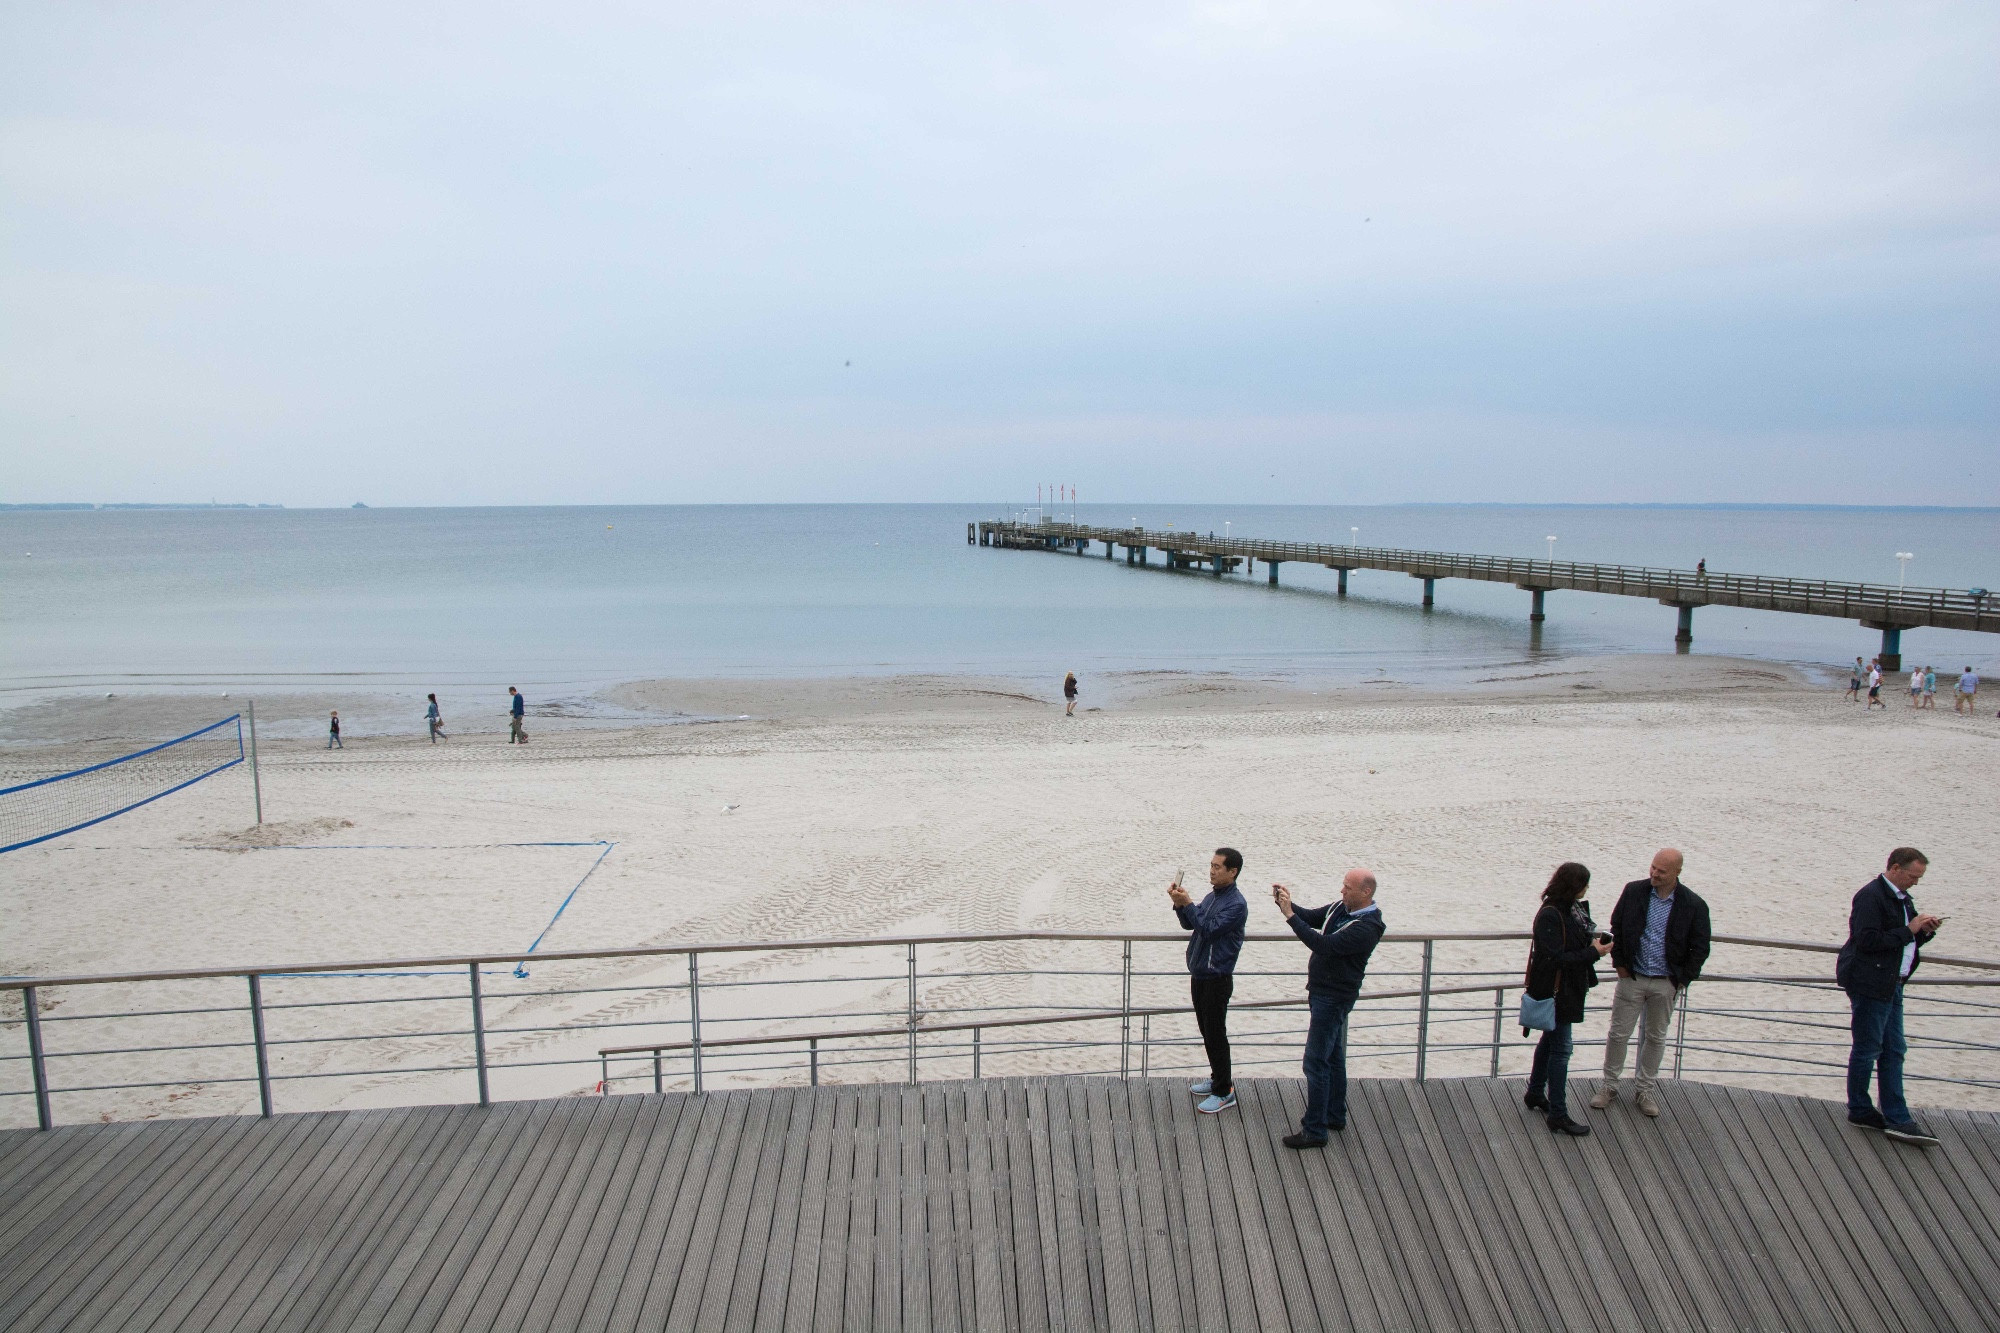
[1350,526,1359,547]
[1224,522,1231,540]
[1896,552,1914,588]
[1546,535,1558,563]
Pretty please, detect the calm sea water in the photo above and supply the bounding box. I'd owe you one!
[4,504,1997,711]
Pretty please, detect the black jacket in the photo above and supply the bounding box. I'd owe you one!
[1837,875,1935,1002]
[1526,901,1600,1025]
[1287,903,1385,1006]
[1607,879,1712,988]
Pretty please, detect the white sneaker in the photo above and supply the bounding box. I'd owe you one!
[1189,1079,1212,1095]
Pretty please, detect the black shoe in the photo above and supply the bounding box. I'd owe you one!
[1547,1114,1592,1137]
[1848,1109,1888,1131]
[1524,1089,1550,1112]
[1282,1132,1328,1150]
[1885,1121,1940,1147]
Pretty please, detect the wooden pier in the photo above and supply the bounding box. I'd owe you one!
[5,1076,1999,1331]
[972,520,2000,669]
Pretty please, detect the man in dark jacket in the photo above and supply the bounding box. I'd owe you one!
[1837,847,1943,1146]
[1590,848,1712,1119]
[1272,869,1386,1147]
[1171,848,1249,1114]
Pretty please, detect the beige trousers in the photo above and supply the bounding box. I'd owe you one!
[1602,973,1677,1095]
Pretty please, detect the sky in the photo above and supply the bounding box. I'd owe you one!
[3,2,1997,508]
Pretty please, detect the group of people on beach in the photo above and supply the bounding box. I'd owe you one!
[1848,658,1985,713]
[324,687,531,748]
[1169,844,1948,1151]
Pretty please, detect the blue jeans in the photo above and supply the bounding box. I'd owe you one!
[1847,989,1909,1124]
[1528,1021,1573,1117]
[1301,992,1354,1137]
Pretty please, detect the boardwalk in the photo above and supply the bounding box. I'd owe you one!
[3,1077,1998,1332]
[973,519,2000,667]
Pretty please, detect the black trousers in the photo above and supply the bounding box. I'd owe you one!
[1190,975,1234,1094]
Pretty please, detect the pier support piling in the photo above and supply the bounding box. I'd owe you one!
[1675,603,1694,647]
[1268,561,1279,586]
[1527,588,1547,622]
[1417,576,1435,608]
[1864,622,1906,672]
[1336,568,1349,596]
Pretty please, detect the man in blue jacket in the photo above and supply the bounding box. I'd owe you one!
[1837,847,1943,1146]
[1171,848,1249,1114]
[1273,869,1386,1147]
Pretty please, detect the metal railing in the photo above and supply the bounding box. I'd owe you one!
[3,930,1996,1130]
[978,520,2000,631]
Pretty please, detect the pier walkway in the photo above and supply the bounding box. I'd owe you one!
[6,1076,1999,1332]
[973,520,1999,668]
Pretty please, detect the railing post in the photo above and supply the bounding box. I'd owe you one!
[906,942,918,1085]
[600,1054,608,1093]
[971,1028,980,1081]
[1673,983,1689,1079]
[23,985,51,1131]
[249,974,273,1118]
[1490,986,1504,1078]
[653,1051,663,1095]
[810,1037,820,1087]
[1120,939,1133,1079]
[1415,940,1434,1081]
[1141,1013,1150,1078]
[688,952,703,1094]
[469,964,489,1107]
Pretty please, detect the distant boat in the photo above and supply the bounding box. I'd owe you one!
[352,502,369,509]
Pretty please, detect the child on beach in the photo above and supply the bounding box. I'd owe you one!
[1064,672,1078,717]
[327,711,343,748]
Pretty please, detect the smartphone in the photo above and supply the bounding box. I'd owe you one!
[1173,868,1185,890]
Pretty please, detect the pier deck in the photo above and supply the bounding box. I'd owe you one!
[5,1076,1998,1331]
[973,520,1999,668]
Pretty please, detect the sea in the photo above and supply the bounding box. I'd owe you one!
[4,503,1997,735]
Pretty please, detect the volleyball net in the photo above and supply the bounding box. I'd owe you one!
[0,715,245,854]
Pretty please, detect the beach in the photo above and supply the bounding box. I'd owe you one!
[3,654,1997,1125]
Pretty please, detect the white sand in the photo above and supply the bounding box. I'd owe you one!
[3,654,1996,1127]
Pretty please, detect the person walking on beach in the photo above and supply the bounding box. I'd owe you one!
[1523,862,1611,1137]
[1838,847,1942,1146]
[1908,665,1924,707]
[327,711,343,749]
[1170,848,1248,1115]
[1845,657,1865,702]
[1590,849,1711,1118]
[1923,666,1937,709]
[426,693,448,743]
[507,686,528,743]
[1064,672,1078,717]
[1867,662,1885,709]
[1955,667,1979,713]
[1272,869,1385,1147]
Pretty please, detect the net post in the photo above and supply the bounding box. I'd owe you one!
[23,985,52,1131]
[249,974,273,1117]
[470,964,489,1107]
[246,702,263,825]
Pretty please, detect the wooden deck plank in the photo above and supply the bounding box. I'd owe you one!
[4,1077,2000,1333]
[720,1087,806,1333]
[489,1093,650,1333]
[680,1090,784,1333]
[225,1104,463,1333]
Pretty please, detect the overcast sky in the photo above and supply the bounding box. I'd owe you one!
[3,2,1996,507]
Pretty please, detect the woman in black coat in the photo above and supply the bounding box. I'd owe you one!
[1523,861,1612,1136]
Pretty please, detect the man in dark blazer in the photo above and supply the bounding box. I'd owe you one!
[1590,848,1711,1118]
[1837,847,1943,1146]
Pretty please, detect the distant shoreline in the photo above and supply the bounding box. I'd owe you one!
[4,500,1996,513]
[0,502,284,511]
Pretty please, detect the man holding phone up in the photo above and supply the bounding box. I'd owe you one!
[1273,870,1385,1147]
[1838,847,1944,1147]
[1171,848,1249,1114]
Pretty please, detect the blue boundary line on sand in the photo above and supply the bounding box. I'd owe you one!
[262,840,618,980]
[1,716,245,854]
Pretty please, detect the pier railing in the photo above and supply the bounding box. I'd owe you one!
[975,519,2000,635]
[3,930,1996,1129]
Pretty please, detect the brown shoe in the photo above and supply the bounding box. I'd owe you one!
[1636,1092,1661,1118]
[1588,1084,1618,1110]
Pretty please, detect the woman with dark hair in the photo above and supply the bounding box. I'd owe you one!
[1524,861,1612,1136]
